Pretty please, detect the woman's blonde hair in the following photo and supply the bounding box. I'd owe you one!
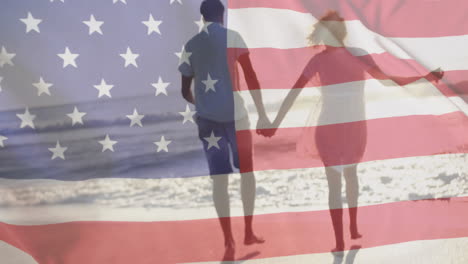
[307,10,346,47]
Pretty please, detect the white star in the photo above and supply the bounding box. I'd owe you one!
[201,22,213,34]
[152,76,170,96]
[67,106,86,126]
[0,46,16,68]
[203,131,222,150]
[33,77,53,96]
[126,108,144,127]
[119,47,139,68]
[99,134,117,152]
[175,46,191,66]
[57,47,79,68]
[202,73,218,93]
[195,16,205,32]
[83,14,103,35]
[48,141,68,160]
[194,17,212,34]
[0,135,7,147]
[16,108,36,129]
[179,105,196,124]
[94,79,113,98]
[113,0,127,4]
[170,0,182,4]
[20,12,42,33]
[142,14,162,35]
[0,76,3,92]
[154,136,172,152]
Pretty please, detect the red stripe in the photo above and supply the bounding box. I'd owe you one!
[1,197,468,263]
[439,70,468,100]
[228,0,468,37]
[231,47,468,98]
[238,112,468,172]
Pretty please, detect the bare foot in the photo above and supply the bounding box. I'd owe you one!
[222,242,235,262]
[244,234,265,245]
[331,240,345,254]
[351,229,362,240]
[351,232,362,240]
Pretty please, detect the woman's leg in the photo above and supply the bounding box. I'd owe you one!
[343,165,362,239]
[325,166,344,251]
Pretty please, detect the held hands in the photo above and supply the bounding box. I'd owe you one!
[425,68,444,83]
[255,113,281,138]
[256,113,277,138]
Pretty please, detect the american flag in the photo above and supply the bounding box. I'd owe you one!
[0,0,468,263]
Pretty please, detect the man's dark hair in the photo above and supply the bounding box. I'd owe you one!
[200,0,225,22]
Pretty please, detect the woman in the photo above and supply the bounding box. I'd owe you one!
[271,10,443,252]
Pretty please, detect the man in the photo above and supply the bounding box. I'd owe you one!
[178,0,268,260]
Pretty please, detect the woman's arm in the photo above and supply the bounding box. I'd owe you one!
[367,65,444,86]
[273,74,310,128]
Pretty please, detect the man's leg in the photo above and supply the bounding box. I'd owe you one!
[230,119,264,245]
[212,174,235,249]
[196,117,236,259]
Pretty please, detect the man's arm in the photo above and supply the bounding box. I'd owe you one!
[238,53,273,136]
[181,75,195,104]
[238,53,268,121]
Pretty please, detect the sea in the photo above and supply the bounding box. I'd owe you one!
[0,94,212,181]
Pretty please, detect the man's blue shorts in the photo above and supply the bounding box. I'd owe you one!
[196,116,253,176]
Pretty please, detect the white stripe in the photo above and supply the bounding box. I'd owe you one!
[181,237,468,264]
[235,78,459,130]
[227,8,468,71]
[0,241,37,264]
[0,153,466,224]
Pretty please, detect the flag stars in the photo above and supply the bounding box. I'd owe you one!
[120,47,139,68]
[67,106,86,126]
[58,47,79,68]
[179,105,196,124]
[94,79,114,98]
[20,12,42,33]
[203,131,221,150]
[152,76,170,96]
[33,77,53,96]
[175,46,191,66]
[99,134,117,152]
[126,108,144,127]
[195,17,212,34]
[154,136,172,152]
[0,135,7,147]
[195,16,204,32]
[83,14,104,35]
[0,46,16,68]
[49,141,68,160]
[17,108,36,129]
[203,73,218,93]
[142,14,162,35]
